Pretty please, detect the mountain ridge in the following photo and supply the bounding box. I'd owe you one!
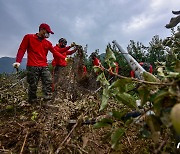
[0,57,26,74]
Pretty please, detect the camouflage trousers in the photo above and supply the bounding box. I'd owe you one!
[26,66,52,102]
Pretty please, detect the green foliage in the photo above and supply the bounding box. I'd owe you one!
[94,118,113,128]
[105,46,116,67]
[48,63,53,73]
[99,86,109,111]
[111,128,125,149]
[127,40,148,62]
[115,92,136,109]
[143,72,158,82]
[148,35,166,69]
[31,111,38,121]
[94,30,180,150]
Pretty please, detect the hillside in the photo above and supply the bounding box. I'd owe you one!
[0,57,27,74]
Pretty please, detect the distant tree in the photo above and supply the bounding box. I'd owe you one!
[147,35,166,69]
[127,40,148,63]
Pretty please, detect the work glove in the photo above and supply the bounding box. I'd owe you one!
[13,62,20,68]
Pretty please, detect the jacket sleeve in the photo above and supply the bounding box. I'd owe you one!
[49,44,66,59]
[16,34,29,63]
[59,46,71,53]
[66,49,76,55]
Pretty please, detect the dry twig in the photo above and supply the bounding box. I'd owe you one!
[20,131,28,154]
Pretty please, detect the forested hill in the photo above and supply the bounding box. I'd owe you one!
[0,57,26,74]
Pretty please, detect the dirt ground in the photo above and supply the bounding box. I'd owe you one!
[0,62,176,154]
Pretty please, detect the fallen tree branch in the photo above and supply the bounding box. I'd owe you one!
[101,67,174,86]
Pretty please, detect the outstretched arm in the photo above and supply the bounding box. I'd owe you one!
[16,34,29,63]
[50,45,66,59]
[66,48,77,55]
[59,46,71,53]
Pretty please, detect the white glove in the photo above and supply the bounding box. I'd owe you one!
[13,62,20,68]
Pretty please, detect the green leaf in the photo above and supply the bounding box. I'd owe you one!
[105,47,116,62]
[125,118,133,127]
[143,72,158,82]
[166,72,180,78]
[31,111,38,121]
[99,87,109,111]
[93,66,102,73]
[93,118,113,129]
[94,122,109,128]
[116,92,136,108]
[138,86,150,106]
[153,90,169,104]
[96,73,110,86]
[111,128,125,149]
[109,78,132,93]
[101,118,113,124]
[93,122,110,129]
[111,110,128,120]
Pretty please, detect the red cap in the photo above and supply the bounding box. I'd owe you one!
[39,23,54,34]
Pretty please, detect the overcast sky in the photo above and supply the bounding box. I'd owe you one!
[0,0,180,59]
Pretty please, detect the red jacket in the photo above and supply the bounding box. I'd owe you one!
[16,34,65,66]
[130,62,153,78]
[93,57,101,66]
[52,44,76,67]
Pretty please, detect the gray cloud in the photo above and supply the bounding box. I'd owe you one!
[0,0,180,59]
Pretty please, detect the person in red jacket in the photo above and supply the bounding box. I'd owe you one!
[52,38,78,93]
[13,23,66,104]
[92,55,104,70]
[92,55,105,76]
[130,62,153,78]
[92,56,101,67]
